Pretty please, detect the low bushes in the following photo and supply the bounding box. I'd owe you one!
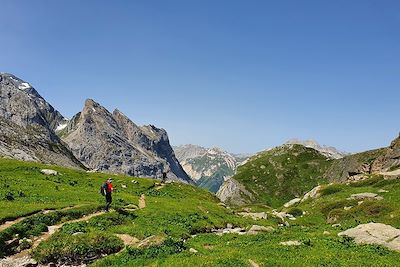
[287,207,303,217]
[320,184,344,196]
[0,205,101,257]
[349,175,384,187]
[33,232,123,265]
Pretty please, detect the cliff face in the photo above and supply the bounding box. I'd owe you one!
[324,135,400,182]
[61,99,192,183]
[0,73,83,168]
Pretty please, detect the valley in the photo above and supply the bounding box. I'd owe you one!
[0,73,400,266]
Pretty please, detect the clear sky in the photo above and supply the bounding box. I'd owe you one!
[1,0,399,154]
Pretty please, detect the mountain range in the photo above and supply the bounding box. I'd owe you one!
[217,135,400,206]
[173,144,249,192]
[0,73,191,183]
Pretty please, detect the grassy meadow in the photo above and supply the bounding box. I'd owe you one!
[0,158,400,266]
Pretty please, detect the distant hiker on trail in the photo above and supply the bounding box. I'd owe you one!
[101,178,113,212]
[162,172,167,183]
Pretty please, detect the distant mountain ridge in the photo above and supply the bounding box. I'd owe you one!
[217,144,332,207]
[285,139,348,159]
[217,136,400,207]
[173,144,250,192]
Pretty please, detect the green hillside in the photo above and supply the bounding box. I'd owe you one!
[232,144,333,207]
[1,157,400,266]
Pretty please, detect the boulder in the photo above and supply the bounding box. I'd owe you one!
[338,223,400,252]
[247,225,274,235]
[248,259,259,267]
[40,169,58,176]
[380,169,400,180]
[272,211,295,221]
[283,198,302,208]
[348,192,383,201]
[279,240,302,246]
[189,248,198,253]
[238,212,267,220]
[301,185,322,202]
[212,227,246,236]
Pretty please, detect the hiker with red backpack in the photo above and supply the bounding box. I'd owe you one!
[101,178,113,212]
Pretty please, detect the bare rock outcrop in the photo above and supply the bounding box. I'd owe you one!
[339,223,400,252]
[216,178,253,206]
[61,99,192,182]
[0,73,84,169]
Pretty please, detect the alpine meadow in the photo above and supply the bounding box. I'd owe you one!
[1,1,400,267]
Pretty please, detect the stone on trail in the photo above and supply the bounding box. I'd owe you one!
[137,235,165,248]
[189,248,198,253]
[248,259,260,267]
[115,234,140,246]
[338,223,400,252]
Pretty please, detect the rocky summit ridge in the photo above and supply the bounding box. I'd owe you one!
[0,73,191,182]
[0,73,83,168]
[61,99,191,182]
[285,138,347,159]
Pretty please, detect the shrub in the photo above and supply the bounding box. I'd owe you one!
[60,222,88,235]
[349,175,384,187]
[88,212,132,230]
[287,207,303,217]
[320,199,357,218]
[126,238,186,259]
[320,184,343,196]
[353,201,393,217]
[33,232,124,264]
[327,209,349,223]
[5,191,14,201]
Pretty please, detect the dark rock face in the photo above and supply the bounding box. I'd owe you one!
[0,73,84,168]
[62,99,192,183]
[324,135,400,182]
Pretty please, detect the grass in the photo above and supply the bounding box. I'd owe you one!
[94,228,400,267]
[1,157,400,266]
[232,144,332,207]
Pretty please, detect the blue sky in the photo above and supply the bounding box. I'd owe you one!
[1,0,399,153]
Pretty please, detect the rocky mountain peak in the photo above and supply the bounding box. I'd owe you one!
[285,138,347,159]
[173,144,251,192]
[390,134,400,149]
[0,73,84,168]
[0,73,65,131]
[62,100,192,183]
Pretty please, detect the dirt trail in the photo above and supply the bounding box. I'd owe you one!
[0,205,87,233]
[139,194,146,209]
[0,217,26,233]
[115,234,140,246]
[0,211,106,267]
[155,183,166,191]
[31,211,105,249]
